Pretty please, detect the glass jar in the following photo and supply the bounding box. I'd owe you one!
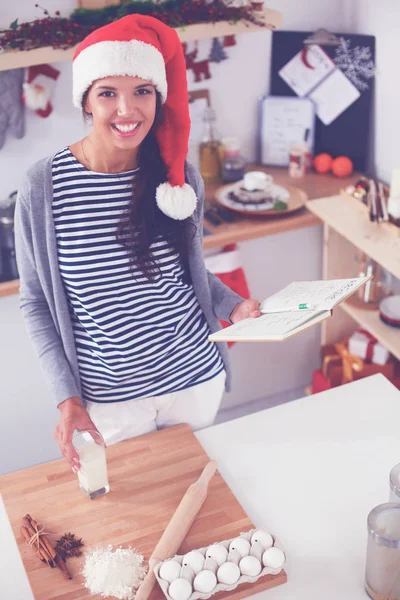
[222,137,246,183]
[72,430,109,499]
[365,503,400,600]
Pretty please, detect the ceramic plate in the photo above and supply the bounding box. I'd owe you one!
[215,181,307,217]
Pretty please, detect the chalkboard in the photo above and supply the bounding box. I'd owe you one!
[270,31,375,172]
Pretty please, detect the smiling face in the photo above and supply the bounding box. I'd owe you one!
[84,75,158,152]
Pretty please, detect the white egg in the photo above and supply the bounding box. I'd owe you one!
[251,530,274,550]
[262,547,285,570]
[160,560,181,583]
[239,555,262,577]
[169,578,193,600]
[203,557,218,574]
[193,570,217,593]
[206,544,228,567]
[217,561,241,585]
[250,541,264,562]
[182,551,204,576]
[229,537,251,559]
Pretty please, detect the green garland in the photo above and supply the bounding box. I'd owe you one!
[0,1,264,53]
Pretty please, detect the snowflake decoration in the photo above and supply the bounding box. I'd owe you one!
[334,37,376,91]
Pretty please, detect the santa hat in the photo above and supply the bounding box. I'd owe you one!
[72,14,196,221]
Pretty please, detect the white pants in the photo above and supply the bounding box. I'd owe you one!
[86,371,226,445]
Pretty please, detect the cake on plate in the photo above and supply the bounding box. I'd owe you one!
[226,171,289,211]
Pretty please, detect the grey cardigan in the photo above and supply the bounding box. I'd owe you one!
[14,154,243,407]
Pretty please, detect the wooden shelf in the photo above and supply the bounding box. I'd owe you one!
[307,192,400,280]
[0,280,19,298]
[0,9,283,72]
[339,301,400,361]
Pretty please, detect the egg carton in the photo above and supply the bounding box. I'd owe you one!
[153,528,286,600]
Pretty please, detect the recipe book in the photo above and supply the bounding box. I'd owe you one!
[208,277,370,343]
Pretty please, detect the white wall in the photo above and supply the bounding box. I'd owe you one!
[340,0,400,184]
[0,0,345,474]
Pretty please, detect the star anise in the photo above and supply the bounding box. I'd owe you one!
[55,532,84,561]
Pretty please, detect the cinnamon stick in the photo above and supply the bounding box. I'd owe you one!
[25,515,72,581]
[26,514,57,562]
[55,554,73,580]
[20,526,52,565]
[21,517,55,567]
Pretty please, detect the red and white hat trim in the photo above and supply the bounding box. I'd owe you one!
[72,39,167,108]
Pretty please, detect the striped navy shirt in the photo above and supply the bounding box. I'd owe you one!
[52,147,224,403]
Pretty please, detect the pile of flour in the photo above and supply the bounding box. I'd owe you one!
[82,545,147,599]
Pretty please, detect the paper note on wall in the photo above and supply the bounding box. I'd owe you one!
[260,96,315,166]
[278,45,335,97]
[309,68,360,125]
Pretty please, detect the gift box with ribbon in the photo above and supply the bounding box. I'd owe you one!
[312,342,396,393]
[348,328,390,365]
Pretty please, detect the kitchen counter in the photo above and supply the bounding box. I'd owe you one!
[1,374,399,599]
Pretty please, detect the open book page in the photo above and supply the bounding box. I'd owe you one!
[260,277,370,313]
[208,309,331,343]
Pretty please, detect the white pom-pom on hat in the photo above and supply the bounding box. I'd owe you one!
[156,182,197,220]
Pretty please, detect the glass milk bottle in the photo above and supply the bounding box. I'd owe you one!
[72,430,109,499]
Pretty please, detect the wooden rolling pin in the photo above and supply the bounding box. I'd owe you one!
[135,460,217,600]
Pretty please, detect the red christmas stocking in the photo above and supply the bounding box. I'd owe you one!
[22,63,60,118]
[205,244,250,347]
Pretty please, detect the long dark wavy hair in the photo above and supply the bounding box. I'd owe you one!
[82,89,192,281]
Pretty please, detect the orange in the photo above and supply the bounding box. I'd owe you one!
[313,153,333,174]
[332,156,354,178]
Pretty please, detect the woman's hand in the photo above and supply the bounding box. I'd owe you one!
[54,397,98,473]
[230,299,261,323]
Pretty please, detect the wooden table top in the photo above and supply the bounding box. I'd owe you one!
[0,424,286,600]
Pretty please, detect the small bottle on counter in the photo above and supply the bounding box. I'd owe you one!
[288,129,311,178]
[221,137,247,183]
[199,107,224,184]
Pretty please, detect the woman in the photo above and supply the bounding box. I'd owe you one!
[15,14,261,473]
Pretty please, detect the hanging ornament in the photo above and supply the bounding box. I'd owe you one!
[223,34,237,47]
[209,38,228,63]
[183,41,211,83]
[334,38,376,92]
[22,63,60,118]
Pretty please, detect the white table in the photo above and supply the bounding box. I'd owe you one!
[196,374,400,600]
[2,374,400,600]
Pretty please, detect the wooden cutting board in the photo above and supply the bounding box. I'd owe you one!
[0,424,286,600]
